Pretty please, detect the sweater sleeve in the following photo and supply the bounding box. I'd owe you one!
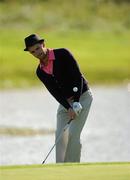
[63,49,84,102]
[36,66,71,110]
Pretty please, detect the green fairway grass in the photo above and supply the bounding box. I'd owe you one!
[0,162,130,180]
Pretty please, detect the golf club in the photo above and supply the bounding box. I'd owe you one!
[42,119,72,164]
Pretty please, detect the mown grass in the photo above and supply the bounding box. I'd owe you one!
[0,29,130,88]
[1,162,130,180]
[0,1,130,88]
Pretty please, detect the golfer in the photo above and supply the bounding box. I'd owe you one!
[24,34,93,163]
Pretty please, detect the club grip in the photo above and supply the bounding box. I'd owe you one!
[67,119,73,124]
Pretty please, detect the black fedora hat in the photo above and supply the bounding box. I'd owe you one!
[24,34,44,51]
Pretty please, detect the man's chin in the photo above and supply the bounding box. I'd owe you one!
[35,56,40,60]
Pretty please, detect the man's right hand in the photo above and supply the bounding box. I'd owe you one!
[68,108,76,120]
[72,102,82,116]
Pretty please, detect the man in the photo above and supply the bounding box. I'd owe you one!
[24,34,93,163]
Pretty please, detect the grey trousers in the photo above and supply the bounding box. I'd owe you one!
[56,90,93,163]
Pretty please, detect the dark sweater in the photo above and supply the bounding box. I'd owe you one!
[36,48,89,109]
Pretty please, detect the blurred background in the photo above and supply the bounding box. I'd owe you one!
[0,0,130,165]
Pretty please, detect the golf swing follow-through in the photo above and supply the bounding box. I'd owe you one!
[24,34,93,163]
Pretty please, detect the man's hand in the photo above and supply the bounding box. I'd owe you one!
[72,102,82,116]
[68,108,76,120]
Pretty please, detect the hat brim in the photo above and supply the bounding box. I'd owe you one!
[24,39,44,51]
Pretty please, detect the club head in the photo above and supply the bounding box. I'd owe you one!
[42,160,45,164]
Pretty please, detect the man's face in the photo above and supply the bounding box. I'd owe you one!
[28,43,46,60]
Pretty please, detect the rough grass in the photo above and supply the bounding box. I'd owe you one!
[1,162,130,180]
[1,0,130,32]
[0,126,54,136]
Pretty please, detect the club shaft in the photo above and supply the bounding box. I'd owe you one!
[42,119,72,164]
